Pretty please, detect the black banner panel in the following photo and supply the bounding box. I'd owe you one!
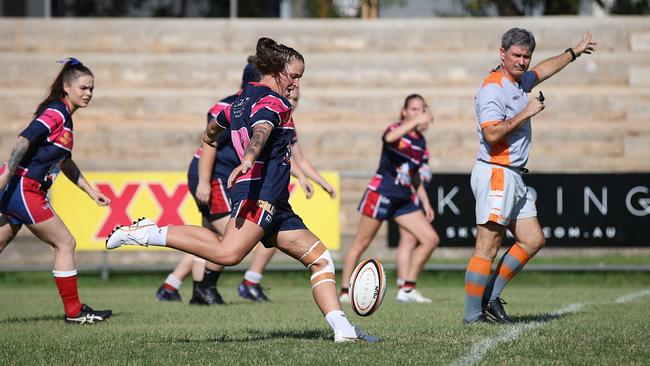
[388,173,650,247]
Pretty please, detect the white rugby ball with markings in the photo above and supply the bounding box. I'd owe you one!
[349,258,386,317]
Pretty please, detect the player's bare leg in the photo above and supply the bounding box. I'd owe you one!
[274,228,377,342]
[157,253,193,302]
[394,211,439,302]
[395,227,417,289]
[28,215,111,323]
[28,215,77,271]
[0,214,21,254]
[188,216,228,305]
[164,219,262,266]
[239,245,277,301]
[340,215,383,292]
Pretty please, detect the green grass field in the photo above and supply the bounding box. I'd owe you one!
[1,270,649,365]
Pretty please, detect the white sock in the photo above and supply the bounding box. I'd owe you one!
[396,277,405,288]
[325,310,355,336]
[244,270,263,284]
[148,226,168,246]
[164,274,182,290]
[53,269,77,278]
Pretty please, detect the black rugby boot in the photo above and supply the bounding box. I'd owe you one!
[189,282,224,305]
[484,297,514,324]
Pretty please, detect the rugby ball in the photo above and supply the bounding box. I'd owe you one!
[349,258,387,317]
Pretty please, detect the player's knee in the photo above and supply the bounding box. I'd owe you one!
[299,241,336,288]
[475,241,499,259]
[55,236,76,253]
[221,250,246,266]
[351,235,372,252]
[421,231,440,250]
[529,235,546,252]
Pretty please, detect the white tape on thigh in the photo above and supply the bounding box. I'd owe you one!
[192,256,206,264]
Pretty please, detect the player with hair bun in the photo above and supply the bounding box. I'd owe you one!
[236,85,338,301]
[107,37,375,342]
[155,59,265,305]
[0,58,112,324]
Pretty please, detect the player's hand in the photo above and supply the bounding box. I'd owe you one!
[423,204,435,222]
[526,96,545,118]
[573,31,597,57]
[321,182,337,199]
[196,180,211,205]
[299,177,314,199]
[90,189,111,207]
[227,160,252,189]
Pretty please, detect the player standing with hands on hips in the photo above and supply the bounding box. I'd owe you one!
[464,29,596,324]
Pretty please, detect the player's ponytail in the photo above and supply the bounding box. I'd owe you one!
[252,37,304,76]
[34,58,93,117]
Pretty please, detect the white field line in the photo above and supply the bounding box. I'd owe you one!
[451,289,650,366]
[450,303,585,366]
[615,289,650,304]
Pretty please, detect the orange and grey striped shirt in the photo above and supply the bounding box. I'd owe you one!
[475,69,538,169]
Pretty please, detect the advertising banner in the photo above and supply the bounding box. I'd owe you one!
[388,173,650,247]
[49,171,340,251]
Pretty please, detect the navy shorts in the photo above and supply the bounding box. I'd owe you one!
[357,189,421,221]
[231,199,307,248]
[187,176,232,221]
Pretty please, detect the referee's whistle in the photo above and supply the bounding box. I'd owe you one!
[538,91,545,102]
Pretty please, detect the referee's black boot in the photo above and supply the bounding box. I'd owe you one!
[484,297,514,324]
[463,314,492,325]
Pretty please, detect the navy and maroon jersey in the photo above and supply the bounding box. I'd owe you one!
[14,99,74,191]
[214,82,294,204]
[366,122,429,199]
[188,94,240,181]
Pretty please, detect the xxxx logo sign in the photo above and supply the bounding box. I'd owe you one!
[49,171,341,251]
[95,182,189,238]
[49,172,201,250]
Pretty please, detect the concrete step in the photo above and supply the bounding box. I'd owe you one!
[1,17,648,53]
[2,113,646,173]
[1,86,647,123]
[2,51,647,88]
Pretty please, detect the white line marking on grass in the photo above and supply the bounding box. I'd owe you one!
[453,288,650,366]
[615,289,650,304]
[450,303,586,366]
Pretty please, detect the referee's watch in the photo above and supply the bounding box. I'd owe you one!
[565,47,577,62]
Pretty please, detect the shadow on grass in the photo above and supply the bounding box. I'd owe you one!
[0,314,62,324]
[511,311,571,324]
[172,328,330,343]
[1,312,121,324]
